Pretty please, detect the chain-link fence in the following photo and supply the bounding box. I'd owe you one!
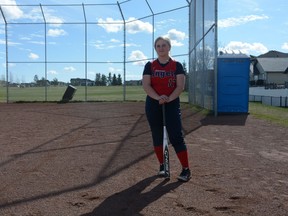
[189,0,218,112]
[1,0,217,109]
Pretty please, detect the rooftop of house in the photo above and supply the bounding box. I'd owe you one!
[257,50,288,58]
[257,58,288,72]
[253,51,288,73]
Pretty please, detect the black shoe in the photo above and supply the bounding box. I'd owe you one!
[158,164,165,177]
[177,168,191,182]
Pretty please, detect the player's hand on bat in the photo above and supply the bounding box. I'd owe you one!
[158,95,169,104]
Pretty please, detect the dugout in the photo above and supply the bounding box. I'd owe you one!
[217,53,250,113]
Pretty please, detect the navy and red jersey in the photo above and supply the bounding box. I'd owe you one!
[143,58,185,96]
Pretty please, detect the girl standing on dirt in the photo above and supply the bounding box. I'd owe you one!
[142,36,191,182]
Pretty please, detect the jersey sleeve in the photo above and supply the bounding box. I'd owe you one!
[175,62,185,75]
[142,61,152,75]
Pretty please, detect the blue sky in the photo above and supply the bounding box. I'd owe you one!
[0,0,287,83]
[218,0,288,55]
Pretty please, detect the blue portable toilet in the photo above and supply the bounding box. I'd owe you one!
[217,53,250,113]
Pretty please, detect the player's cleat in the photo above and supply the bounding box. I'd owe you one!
[177,168,191,182]
[158,164,165,177]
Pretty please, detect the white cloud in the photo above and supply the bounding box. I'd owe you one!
[48,70,57,75]
[98,18,123,33]
[170,40,184,47]
[0,28,6,34]
[45,15,64,27]
[98,17,152,34]
[110,38,120,43]
[20,36,31,41]
[281,42,288,50]
[0,0,23,20]
[218,15,269,28]
[28,53,39,60]
[5,5,64,27]
[2,62,15,68]
[166,29,186,41]
[121,43,138,47]
[156,19,176,29]
[108,67,116,73]
[164,29,186,47]
[0,1,63,26]
[126,18,153,34]
[0,38,20,46]
[29,41,45,45]
[108,67,122,73]
[92,39,138,50]
[92,40,116,49]
[64,66,76,72]
[219,41,268,55]
[47,28,67,37]
[93,44,105,49]
[128,50,148,66]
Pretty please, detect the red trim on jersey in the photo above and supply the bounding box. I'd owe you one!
[150,59,177,96]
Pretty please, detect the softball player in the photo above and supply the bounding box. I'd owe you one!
[142,36,191,182]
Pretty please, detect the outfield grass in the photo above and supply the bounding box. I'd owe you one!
[249,102,288,127]
[0,86,189,103]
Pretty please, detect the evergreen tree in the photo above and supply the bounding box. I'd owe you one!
[34,75,39,84]
[111,74,117,86]
[51,78,59,86]
[107,72,112,86]
[182,61,187,74]
[182,61,189,91]
[101,74,107,86]
[95,73,101,86]
[117,74,122,85]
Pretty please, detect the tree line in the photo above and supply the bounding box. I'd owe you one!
[31,72,123,87]
[95,73,122,86]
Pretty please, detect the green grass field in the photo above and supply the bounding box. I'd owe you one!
[249,102,288,127]
[0,86,189,103]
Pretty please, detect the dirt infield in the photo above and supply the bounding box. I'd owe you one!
[0,102,287,216]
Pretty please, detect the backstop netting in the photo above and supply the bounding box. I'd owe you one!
[0,0,217,110]
[189,0,218,111]
[0,1,190,103]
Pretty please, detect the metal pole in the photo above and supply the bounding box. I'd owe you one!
[187,0,192,104]
[145,0,154,59]
[117,1,126,101]
[82,3,88,101]
[214,0,218,116]
[192,0,196,105]
[0,6,8,103]
[40,4,47,101]
[201,0,205,108]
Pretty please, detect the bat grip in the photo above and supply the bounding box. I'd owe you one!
[162,104,166,127]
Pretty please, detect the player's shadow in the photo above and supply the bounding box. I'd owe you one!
[81,176,183,216]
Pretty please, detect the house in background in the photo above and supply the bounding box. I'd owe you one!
[250,50,288,87]
[70,78,95,86]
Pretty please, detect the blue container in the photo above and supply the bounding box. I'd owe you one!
[217,54,250,113]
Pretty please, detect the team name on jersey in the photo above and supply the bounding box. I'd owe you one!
[151,69,176,79]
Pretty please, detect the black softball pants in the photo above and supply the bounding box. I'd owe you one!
[145,96,187,153]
